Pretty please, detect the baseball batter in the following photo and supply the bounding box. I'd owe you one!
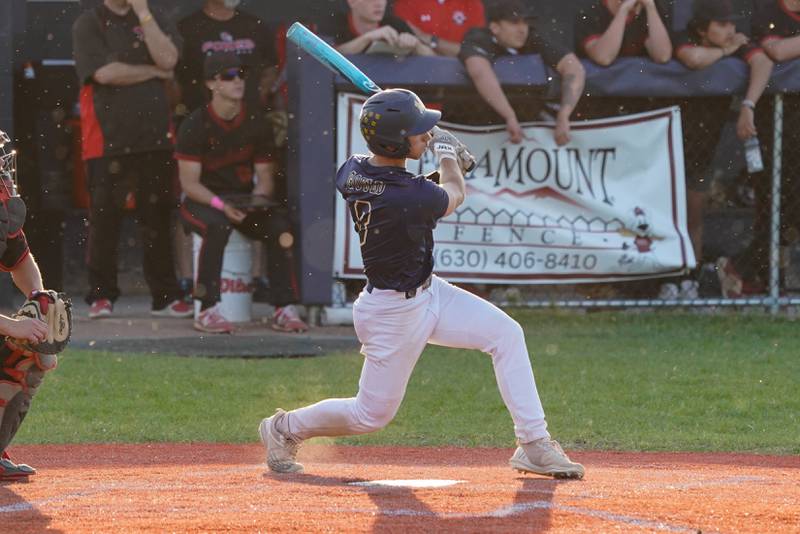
[259,89,584,479]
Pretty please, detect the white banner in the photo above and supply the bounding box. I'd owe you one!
[334,93,695,284]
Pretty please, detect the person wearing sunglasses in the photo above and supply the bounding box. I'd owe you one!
[176,0,280,308]
[175,53,308,334]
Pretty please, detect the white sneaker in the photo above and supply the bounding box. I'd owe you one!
[194,303,235,334]
[679,280,699,300]
[658,283,679,300]
[152,299,193,318]
[510,438,585,479]
[88,298,113,319]
[271,305,309,333]
[258,409,304,473]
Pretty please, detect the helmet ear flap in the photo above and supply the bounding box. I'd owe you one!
[367,135,410,158]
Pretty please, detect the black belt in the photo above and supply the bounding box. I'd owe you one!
[366,274,433,299]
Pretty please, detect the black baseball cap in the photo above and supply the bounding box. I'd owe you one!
[691,0,741,22]
[203,52,244,80]
[486,0,530,23]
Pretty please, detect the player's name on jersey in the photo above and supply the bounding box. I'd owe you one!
[344,170,386,195]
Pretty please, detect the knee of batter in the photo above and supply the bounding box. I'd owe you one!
[485,315,526,356]
[351,393,402,434]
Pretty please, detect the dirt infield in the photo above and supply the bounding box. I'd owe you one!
[1,444,797,533]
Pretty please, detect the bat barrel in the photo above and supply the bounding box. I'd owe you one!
[285,22,381,94]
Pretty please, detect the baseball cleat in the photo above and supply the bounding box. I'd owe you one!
[0,451,36,481]
[194,303,235,334]
[271,305,309,333]
[259,409,304,473]
[509,439,584,479]
[152,299,193,318]
[88,298,113,319]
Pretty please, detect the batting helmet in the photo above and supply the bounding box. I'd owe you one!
[359,89,441,158]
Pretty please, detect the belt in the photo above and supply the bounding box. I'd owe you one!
[366,274,433,299]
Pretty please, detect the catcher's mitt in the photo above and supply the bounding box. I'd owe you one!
[12,290,72,354]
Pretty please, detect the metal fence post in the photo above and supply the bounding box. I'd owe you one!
[769,94,783,315]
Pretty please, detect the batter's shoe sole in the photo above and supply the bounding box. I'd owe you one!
[0,454,36,482]
[259,409,304,474]
[509,440,584,480]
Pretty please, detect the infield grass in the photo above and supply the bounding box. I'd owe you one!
[17,311,800,454]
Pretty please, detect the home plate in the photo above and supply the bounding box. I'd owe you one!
[349,479,465,488]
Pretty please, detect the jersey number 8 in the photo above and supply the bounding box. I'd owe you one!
[351,200,372,246]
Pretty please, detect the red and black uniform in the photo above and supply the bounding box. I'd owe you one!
[72,4,183,309]
[0,195,29,277]
[0,175,30,274]
[752,0,800,45]
[456,25,571,122]
[318,11,414,49]
[673,30,764,192]
[0,174,48,477]
[576,0,671,58]
[459,26,572,69]
[177,9,277,115]
[175,104,297,310]
[393,0,485,43]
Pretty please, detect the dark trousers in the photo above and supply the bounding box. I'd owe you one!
[180,199,298,309]
[85,152,181,309]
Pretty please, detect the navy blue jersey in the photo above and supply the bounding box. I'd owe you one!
[336,155,449,292]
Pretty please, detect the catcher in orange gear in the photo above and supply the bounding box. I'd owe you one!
[0,130,71,482]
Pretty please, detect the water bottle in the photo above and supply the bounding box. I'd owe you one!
[744,136,764,174]
[23,62,35,80]
[331,280,347,308]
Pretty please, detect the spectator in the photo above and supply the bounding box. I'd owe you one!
[393,0,486,57]
[72,0,191,319]
[176,0,280,303]
[670,0,773,298]
[577,0,672,65]
[177,0,278,116]
[459,0,586,145]
[715,0,800,297]
[176,53,308,334]
[319,0,436,56]
[752,0,800,62]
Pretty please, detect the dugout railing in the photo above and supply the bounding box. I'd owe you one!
[286,51,800,314]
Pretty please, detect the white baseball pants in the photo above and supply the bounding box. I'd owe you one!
[288,275,550,443]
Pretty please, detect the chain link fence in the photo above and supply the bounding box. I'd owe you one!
[342,87,797,312]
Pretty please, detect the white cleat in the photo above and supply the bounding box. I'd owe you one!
[258,409,304,474]
[509,438,585,479]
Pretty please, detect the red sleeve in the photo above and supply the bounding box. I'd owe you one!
[742,46,766,62]
[582,34,602,52]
